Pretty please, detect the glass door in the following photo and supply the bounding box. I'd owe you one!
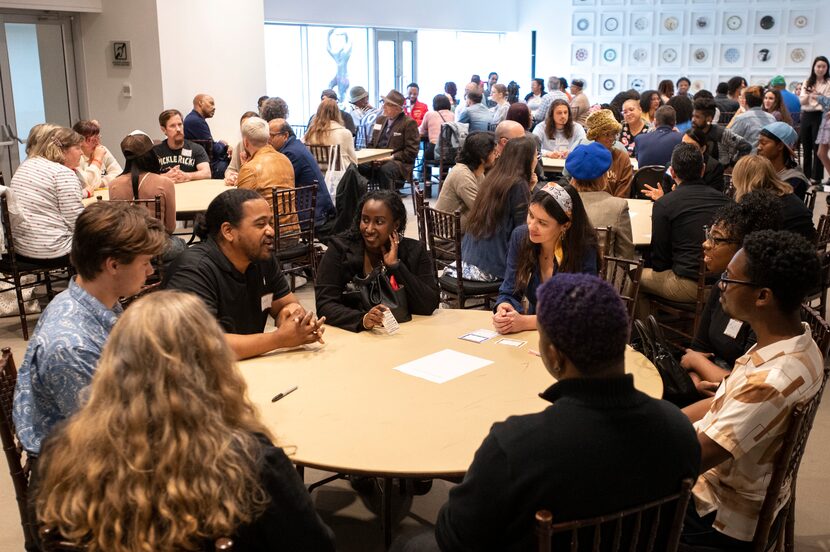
[374,29,416,101]
[0,12,79,178]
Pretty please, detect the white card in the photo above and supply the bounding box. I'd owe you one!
[260,293,273,312]
[381,309,400,334]
[497,338,526,348]
[394,349,493,383]
[724,318,743,339]
[182,148,192,157]
[459,328,498,343]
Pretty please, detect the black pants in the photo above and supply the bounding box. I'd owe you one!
[358,161,404,190]
[800,110,823,181]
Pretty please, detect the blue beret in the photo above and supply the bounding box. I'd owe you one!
[565,142,613,181]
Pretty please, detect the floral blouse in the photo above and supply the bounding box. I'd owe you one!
[618,121,652,157]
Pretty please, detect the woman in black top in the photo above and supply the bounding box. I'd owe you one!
[316,189,439,332]
[680,191,782,394]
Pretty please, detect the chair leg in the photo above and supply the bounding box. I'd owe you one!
[14,276,29,341]
[44,271,54,300]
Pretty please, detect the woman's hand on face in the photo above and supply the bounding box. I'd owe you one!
[383,231,400,266]
[492,303,519,334]
[362,304,389,330]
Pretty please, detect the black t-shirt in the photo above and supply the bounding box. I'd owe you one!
[162,238,291,334]
[153,139,209,173]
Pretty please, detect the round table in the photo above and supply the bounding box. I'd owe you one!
[238,309,663,546]
[83,179,229,215]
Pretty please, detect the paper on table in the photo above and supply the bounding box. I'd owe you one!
[394,349,493,384]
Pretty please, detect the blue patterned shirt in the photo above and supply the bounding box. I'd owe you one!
[13,278,121,454]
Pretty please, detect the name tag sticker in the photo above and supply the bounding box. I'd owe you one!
[393,132,402,136]
[724,318,743,339]
[182,148,192,157]
[373,124,382,130]
[261,293,273,312]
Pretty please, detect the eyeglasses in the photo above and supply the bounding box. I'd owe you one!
[704,226,740,246]
[718,270,759,290]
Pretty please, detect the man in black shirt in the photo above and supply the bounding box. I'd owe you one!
[691,97,751,169]
[637,143,730,318]
[164,189,325,359]
[153,109,211,182]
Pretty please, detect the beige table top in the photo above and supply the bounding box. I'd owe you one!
[238,309,663,478]
[626,198,653,247]
[83,179,229,213]
[542,156,639,173]
[356,148,393,164]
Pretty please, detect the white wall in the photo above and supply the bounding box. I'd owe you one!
[76,0,164,163]
[264,0,518,32]
[0,0,100,12]
[156,0,266,146]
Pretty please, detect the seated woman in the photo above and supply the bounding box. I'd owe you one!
[489,83,510,125]
[10,127,85,264]
[532,99,586,159]
[456,135,537,282]
[732,154,815,241]
[762,88,793,124]
[419,94,455,162]
[492,183,598,334]
[679,190,782,394]
[505,102,533,131]
[566,142,634,260]
[618,99,651,157]
[316,189,439,332]
[108,131,186,263]
[434,132,497,231]
[33,291,335,551]
[302,98,357,168]
[667,95,694,133]
[640,90,663,125]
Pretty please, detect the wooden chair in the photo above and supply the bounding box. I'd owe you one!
[0,347,37,551]
[189,138,215,162]
[803,186,817,212]
[601,256,644,334]
[39,528,234,551]
[595,226,614,273]
[630,165,666,199]
[647,255,709,349]
[425,207,501,309]
[307,143,340,173]
[536,479,693,552]
[806,214,830,315]
[291,124,307,140]
[411,183,427,245]
[0,193,73,340]
[272,185,318,290]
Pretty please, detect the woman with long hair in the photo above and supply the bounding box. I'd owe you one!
[762,88,792,124]
[458,136,537,281]
[490,83,510,124]
[731,154,814,240]
[657,79,675,103]
[506,102,533,130]
[303,97,357,167]
[639,90,663,124]
[492,183,598,334]
[532,99,586,159]
[800,56,830,182]
[34,291,336,551]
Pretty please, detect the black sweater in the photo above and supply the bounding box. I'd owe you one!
[435,375,701,552]
[315,234,440,332]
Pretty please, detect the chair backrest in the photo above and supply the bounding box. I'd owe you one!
[595,226,614,273]
[601,255,645,333]
[291,124,307,140]
[272,185,317,249]
[718,111,736,125]
[803,186,817,212]
[815,214,830,251]
[0,192,21,263]
[425,206,463,279]
[0,347,36,549]
[535,479,693,552]
[802,304,830,358]
[39,527,234,551]
[307,144,340,172]
[411,184,427,244]
[630,165,666,199]
[104,195,163,224]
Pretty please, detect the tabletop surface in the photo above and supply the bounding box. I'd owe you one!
[238,309,663,477]
[542,156,639,172]
[84,179,229,212]
[356,148,393,163]
[626,198,653,247]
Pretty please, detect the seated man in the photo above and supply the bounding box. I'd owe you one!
[153,109,211,182]
[756,121,811,200]
[692,97,752,169]
[350,86,381,149]
[425,274,700,551]
[12,202,166,455]
[358,89,419,191]
[184,93,232,179]
[456,90,491,132]
[269,118,336,230]
[681,230,822,550]
[635,105,683,168]
[72,119,122,193]
[163,188,325,360]
[728,86,776,153]
[637,143,730,317]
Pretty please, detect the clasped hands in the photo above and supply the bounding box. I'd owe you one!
[276,303,326,347]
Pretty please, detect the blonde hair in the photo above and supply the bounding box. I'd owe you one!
[304,98,343,145]
[36,291,274,552]
[732,154,793,202]
[24,123,60,157]
[39,127,84,164]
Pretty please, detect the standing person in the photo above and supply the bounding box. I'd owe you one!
[72,119,122,192]
[153,109,211,183]
[303,98,357,167]
[435,132,497,230]
[419,94,455,162]
[523,78,546,121]
[533,98,586,159]
[800,56,830,182]
[658,79,675,104]
[359,89,420,190]
[13,202,166,455]
[33,291,336,551]
[492,183,598,334]
[762,89,792,124]
[489,84,510,124]
[569,79,591,127]
[618,98,651,157]
[756,121,811,200]
[404,82,429,127]
[184,93,233,179]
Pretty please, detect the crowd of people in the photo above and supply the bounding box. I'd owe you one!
[5,60,829,552]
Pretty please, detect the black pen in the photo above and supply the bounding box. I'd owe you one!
[271,385,298,403]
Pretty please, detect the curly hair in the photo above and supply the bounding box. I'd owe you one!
[350,189,407,237]
[712,189,783,243]
[742,230,820,312]
[259,97,289,122]
[36,291,275,552]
